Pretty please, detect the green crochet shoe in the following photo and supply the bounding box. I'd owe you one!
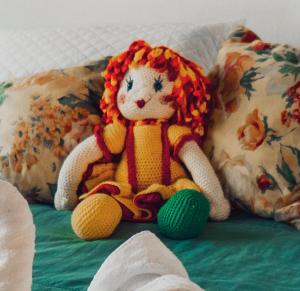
[157,189,210,239]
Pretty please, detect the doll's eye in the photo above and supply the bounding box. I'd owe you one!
[153,76,163,92]
[126,77,133,92]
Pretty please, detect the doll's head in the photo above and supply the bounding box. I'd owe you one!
[101,40,211,136]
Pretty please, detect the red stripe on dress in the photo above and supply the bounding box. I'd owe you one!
[94,125,112,161]
[161,122,171,185]
[78,161,99,195]
[126,125,138,193]
[173,134,202,160]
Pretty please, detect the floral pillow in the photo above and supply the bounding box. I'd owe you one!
[0,57,110,203]
[205,26,300,228]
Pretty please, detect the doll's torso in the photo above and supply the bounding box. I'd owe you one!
[115,124,187,192]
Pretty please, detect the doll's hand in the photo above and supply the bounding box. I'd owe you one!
[207,193,231,221]
[54,187,78,210]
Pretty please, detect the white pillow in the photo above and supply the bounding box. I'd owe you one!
[0,21,242,82]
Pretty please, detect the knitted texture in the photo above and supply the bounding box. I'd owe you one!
[103,121,127,154]
[101,41,211,133]
[72,194,122,240]
[55,40,230,231]
[82,163,116,193]
[54,135,103,210]
[179,140,231,220]
[80,178,201,223]
[114,123,189,192]
[117,67,175,121]
[157,189,210,239]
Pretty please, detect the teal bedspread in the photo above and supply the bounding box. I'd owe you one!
[31,203,300,291]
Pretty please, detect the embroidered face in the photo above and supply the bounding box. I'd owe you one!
[117,66,175,120]
[101,40,212,136]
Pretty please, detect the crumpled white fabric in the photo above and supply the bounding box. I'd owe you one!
[88,231,203,291]
[0,180,35,291]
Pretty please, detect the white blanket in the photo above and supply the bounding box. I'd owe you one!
[88,231,203,291]
[0,180,35,291]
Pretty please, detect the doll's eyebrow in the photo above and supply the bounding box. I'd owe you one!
[126,76,133,84]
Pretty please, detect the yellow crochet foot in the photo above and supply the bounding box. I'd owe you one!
[71,194,122,240]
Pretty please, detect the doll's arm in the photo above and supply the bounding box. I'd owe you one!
[179,140,230,221]
[54,135,103,210]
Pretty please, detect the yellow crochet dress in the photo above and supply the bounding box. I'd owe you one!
[72,120,201,239]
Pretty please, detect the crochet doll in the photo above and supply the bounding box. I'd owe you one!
[54,40,230,240]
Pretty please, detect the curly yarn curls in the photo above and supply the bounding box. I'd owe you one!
[101,40,212,136]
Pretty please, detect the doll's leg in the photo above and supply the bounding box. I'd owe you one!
[157,179,210,239]
[72,181,133,240]
[72,193,122,240]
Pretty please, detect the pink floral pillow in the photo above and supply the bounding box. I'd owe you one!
[205,26,300,228]
[0,58,110,203]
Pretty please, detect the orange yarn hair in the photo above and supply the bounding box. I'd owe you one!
[101,40,211,136]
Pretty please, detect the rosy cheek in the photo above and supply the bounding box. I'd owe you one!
[118,94,126,105]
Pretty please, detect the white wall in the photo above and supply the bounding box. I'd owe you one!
[0,0,299,45]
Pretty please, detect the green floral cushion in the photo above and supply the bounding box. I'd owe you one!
[205,26,300,228]
[0,58,110,203]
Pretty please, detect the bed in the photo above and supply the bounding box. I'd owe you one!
[1,2,299,290]
[31,203,300,291]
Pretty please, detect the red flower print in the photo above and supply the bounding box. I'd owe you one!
[241,30,259,43]
[256,167,279,194]
[251,41,271,51]
[281,110,290,126]
[291,109,300,124]
[288,80,300,103]
[257,174,272,192]
[281,81,300,127]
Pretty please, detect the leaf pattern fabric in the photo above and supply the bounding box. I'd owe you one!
[0,58,110,203]
[205,26,300,227]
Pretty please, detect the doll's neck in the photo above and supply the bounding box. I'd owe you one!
[132,119,168,126]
